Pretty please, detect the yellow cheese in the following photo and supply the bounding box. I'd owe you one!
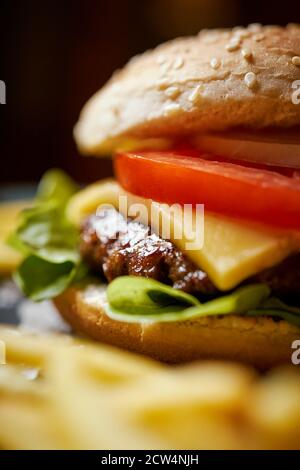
[67,180,300,290]
[67,179,120,225]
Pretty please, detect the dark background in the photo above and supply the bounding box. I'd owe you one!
[1,0,300,186]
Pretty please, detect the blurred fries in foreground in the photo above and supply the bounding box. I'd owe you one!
[0,326,300,450]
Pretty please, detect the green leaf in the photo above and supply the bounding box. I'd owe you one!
[105,276,270,323]
[107,276,200,316]
[14,256,79,301]
[10,169,85,301]
[36,169,79,205]
[247,297,300,327]
[179,284,271,321]
[13,203,79,254]
[260,298,300,316]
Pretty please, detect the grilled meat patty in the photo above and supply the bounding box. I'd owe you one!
[80,208,217,297]
[80,208,300,301]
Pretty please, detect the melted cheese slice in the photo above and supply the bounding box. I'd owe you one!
[67,179,300,290]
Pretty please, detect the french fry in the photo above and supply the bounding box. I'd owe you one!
[0,327,161,377]
[0,398,66,450]
[0,326,299,450]
[112,363,257,450]
[0,364,44,397]
[116,363,256,413]
[46,349,166,449]
[248,367,300,449]
[0,327,76,367]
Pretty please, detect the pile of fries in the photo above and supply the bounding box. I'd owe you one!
[0,326,299,450]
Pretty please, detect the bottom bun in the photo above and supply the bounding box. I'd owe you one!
[54,282,300,369]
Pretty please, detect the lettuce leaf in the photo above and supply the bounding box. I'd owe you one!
[105,276,271,323]
[247,298,300,327]
[107,276,200,318]
[36,168,79,204]
[106,276,300,325]
[9,169,87,301]
[10,203,79,255]
[14,256,79,301]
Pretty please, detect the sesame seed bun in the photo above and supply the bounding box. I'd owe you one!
[54,283,300,369]
[74,24,300,156]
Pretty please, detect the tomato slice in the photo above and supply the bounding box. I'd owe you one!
[115,149,300,229]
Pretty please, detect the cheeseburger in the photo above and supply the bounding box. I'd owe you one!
[12,25,300,368]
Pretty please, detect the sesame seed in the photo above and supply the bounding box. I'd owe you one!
[232,26,243,32]
[232,71,246,77]
[241,48,253,61]
[188,85,201,103]
[233,28,250,39]
[226,38,241,52]
[248,23,262,33]
[165,86,181,99]
[202,34,219,44]
[266,25,281,30]
[128,54,141,66]
[292,56,300,66]
[159,62,172,76]
[226,43,240,52]
[199,28,209,36]
[156,78,169,90]
[163,103,182,116]
[156,54,166,65]
[173,57,184,69]
[253,33,265,42]
[111,83,121,93]
[244,72,257,89]
[234,31,250,40]
[210,57,221,70]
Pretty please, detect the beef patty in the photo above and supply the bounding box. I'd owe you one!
[80,208,300,301]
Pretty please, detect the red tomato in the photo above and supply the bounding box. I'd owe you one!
[115,150,300,229]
